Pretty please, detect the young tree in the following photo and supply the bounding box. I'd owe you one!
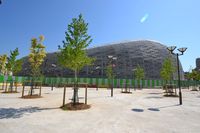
[0,54,7,75]
[190,70,200,81]
[28,35,46,95]
[134,64,145,88]
[0,54,7,90]
[160,56,176,94]
[5,48,21,92]
[58,14,94,105]
[135,64,145,80]
[106,64,114,87]
[6,48,19,76]
[13,59,22,76]
[160,57,175,82]
[29,35,46,77]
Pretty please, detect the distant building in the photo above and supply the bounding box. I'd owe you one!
[18,40,184,79]
[196,58,200,71]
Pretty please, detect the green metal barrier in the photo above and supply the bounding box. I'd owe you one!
[0,75,199,89]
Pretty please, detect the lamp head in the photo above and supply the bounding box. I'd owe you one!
[167,46,176,53]
[113,57,117,60]
[95,66,100,69]
[108,55,113,59]
[51,64,57,68]
[178,47,187,54]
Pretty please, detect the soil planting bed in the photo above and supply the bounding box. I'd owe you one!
[61,102,91,111]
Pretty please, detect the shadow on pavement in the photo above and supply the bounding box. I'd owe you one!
[158,104,179,109]
[148,108,160,111]
[145,96,163,99]
[131,108,144,112]
[148,92,162,95]
[0,106,58,119]
[131,104,179,113]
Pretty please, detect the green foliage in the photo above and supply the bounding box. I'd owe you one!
[187,70,200,81]
[106,64,114,79]
[28,35,46,77]
[134,64,145,80]
[58,14,94,74]
[6,48,20,75]
[58,14,94,104]
[0,54,7,75]
[13,59,22,76]
[160,57,175,81]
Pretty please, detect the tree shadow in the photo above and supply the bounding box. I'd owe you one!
[148,108,160,111]
[148,92,162,95]
[131,104,179,113]
[158,104,179,109]
[147,104,179,112]
[131,108,144,112]
[0,106,58,119]
[145,96,163,99]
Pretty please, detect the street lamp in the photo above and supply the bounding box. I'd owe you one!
[107,55,117,97]
[51,63,57,91]
[167,46,187,105]
[95,66,101,91]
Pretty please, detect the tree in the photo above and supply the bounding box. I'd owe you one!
[0,54,7,90]
[6,48,19,75]
[0,54,7,75]
[160,56,176,94]
[58,14,94,105]
[29,35,46,78]
[135,64,145,80]
[106,64,114,87]
[28,35,46,95]
[190,70,200,81]
[4,48,21,92]
[13,59,22,76]
[160,57,175,82]
[134,64,145,88]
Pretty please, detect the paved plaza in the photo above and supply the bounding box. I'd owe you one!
[0,87,200,133]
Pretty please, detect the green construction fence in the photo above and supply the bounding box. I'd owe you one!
[0,75,200,89]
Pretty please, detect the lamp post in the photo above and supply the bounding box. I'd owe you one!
[51,63,57,90]
[107,55,117,97]
[95,66,101,90]
[167,46,187,105]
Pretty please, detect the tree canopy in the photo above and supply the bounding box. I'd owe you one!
[106,64,114,79]
[6,48,20,75]
[160,57,175,81]
[134,64,145,80]
[0,54,7,75]
[28,35,46,77]
[58,14,94,73]
[187,70,200,81]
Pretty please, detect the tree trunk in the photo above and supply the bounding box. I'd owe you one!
[72,69,79,104]
[10,80,13,92]
[30,78,34,96]
[2,81,4,90]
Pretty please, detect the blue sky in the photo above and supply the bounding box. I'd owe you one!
[0,0,200,71]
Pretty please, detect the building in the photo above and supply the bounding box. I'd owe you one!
[18,40,184,79]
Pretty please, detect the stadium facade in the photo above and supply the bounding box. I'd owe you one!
[19,40,184,79]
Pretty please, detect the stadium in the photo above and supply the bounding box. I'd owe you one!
[19,40,184,79]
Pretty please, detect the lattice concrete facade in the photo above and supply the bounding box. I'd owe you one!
[19,40,184,79]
